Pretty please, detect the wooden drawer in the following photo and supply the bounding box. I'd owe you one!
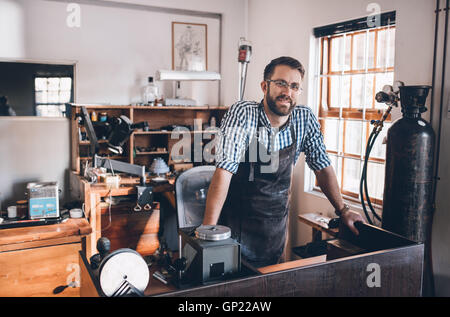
[0,243,82,297]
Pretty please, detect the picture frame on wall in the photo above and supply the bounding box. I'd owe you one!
[172,22,208,71]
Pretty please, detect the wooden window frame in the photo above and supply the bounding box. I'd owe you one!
[315,26,396,206]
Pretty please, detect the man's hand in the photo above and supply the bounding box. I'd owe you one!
[340,209,365,235]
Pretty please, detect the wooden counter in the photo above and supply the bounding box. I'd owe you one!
[79,222,425,297]
[0,218,91,297]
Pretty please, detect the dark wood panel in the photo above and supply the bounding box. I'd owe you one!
[155,244,423,297]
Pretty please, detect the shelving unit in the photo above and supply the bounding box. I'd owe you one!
[69,103,228,174]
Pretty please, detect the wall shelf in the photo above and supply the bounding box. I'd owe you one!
[69,103,227,173]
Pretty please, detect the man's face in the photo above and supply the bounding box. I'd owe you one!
[261,65,303,117]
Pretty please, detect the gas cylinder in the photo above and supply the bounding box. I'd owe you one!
[382,85,435,242]
[381,85,435,295]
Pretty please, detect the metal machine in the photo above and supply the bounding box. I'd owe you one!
[177,225,241,286]
[89,237,149,297]
[174,166,241,287]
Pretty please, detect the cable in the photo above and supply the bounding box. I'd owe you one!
[360,125,383,224]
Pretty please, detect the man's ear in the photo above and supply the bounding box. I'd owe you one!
[261,80,268,94]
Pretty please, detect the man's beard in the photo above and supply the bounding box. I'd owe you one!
[266,86,296,117]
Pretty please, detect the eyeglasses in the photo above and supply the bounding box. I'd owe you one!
[266,79,302,93]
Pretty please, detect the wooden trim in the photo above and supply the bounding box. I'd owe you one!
[258,255,327,274]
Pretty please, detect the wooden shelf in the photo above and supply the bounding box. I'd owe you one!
[132,105,228,110]
[70,104,228,110]
[133,130,219,135]
[69,103,228,173]
[79,140,108,145]
[135,151,169,155]
[80,156,126,160]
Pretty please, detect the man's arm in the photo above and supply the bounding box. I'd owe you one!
[314,166,364,235]
[202,167,233,225]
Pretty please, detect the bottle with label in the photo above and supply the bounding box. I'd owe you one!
[143,77,159,106]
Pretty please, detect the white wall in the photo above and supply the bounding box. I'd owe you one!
[0,0,247,106]
[0,117,70,208]
[246,0,445,293]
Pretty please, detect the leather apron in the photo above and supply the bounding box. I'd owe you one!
[219,107,297,267]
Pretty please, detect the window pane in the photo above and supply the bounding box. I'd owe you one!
[342,157,361,194]
[48,91,59,103]
[344,120,364,156]
[60,78,72,90]
[35,78,47,91]
[36,105,64,117]
[351,74,365,108]
[47,78,60,91]
[387,28,395,68]
[352,33,366,71]
[329,76,340,107]
[368,31,375,69]
[330,36,343,72]
[330,75,351,108]
[376,29,390,69]
[367,161,385,200]
[322,38,329,75]
[323,119,339,152]
[366,74,375,108]
[344,35,351,71]
[35,91,48,104]
[369,122,390,160]
[321,77,328,109]
[59,90,71,103]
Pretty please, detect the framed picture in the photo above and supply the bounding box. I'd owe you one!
[172,22,208,71]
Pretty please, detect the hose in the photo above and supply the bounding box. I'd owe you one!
[360,127,382,224]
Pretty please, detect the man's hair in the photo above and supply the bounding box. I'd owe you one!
[263,56,305,80]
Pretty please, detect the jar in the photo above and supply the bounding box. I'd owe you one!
[16,200,28,219]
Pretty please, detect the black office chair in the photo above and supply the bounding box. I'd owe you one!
[175,165,216,230]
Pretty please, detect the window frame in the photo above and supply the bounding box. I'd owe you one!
[310,24,396,207]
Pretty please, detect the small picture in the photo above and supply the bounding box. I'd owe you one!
[172,22,207,71]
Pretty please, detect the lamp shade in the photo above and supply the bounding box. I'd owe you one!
[156,70,221,81]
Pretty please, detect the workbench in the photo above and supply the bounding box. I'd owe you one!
[0,218,91,297]
[78,221,424,297]
[69,171,175,259]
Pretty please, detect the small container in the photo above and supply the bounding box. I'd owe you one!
[7,206,17,219]
[69,208,83,219]
[99,112,108,122]
[16,200,28,219]
[91,111,98,122]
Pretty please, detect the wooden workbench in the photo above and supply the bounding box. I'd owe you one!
[0,218,91,297]
[69,172,175,258]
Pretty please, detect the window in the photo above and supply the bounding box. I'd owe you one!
[312,13,395,206]
[34,77,73,117]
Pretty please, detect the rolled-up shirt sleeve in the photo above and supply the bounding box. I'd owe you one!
[301,111,331,171]
[215,103,249,174]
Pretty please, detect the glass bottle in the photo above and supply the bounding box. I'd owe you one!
[143,77,159,106]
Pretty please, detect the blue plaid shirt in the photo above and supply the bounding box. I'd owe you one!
[215,100,331,174]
